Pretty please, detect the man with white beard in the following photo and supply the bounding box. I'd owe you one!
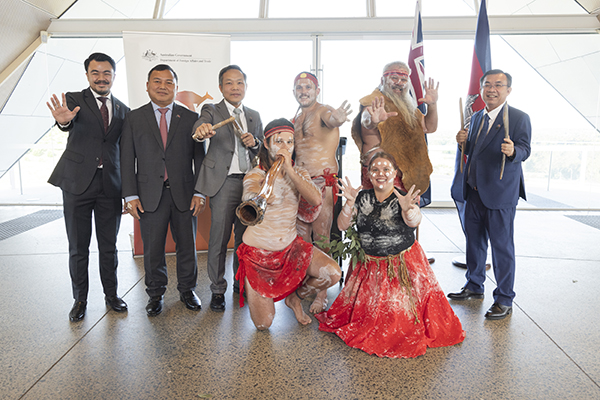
[351,61,438,193]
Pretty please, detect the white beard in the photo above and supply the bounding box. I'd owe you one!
[380,85,419,129]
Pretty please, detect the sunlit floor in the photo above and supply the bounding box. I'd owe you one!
[1,203,599,399]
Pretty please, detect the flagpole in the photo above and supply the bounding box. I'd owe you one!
[459,97,465,173]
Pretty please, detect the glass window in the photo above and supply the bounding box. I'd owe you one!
[230,40,313,124]
[376,0,474,17]
[269,0,366,18]
[164,0,260,19]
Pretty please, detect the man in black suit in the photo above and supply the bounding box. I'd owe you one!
[192,65,263,312]
[47,52,130,322]
[121,64,205,317]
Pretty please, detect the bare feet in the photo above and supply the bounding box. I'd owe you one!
[309,290,328,314]
[285,293,311,325]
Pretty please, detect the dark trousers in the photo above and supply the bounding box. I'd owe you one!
[207,175,246,294]
[63,168,121,301]
[139,186,198,297]
[464,189,516,306]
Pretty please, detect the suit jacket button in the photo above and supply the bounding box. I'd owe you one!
[95,157,100,161]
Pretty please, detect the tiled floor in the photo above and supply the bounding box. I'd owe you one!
[1,204,599,399]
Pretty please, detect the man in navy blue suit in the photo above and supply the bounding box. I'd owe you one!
[447,69,531,320]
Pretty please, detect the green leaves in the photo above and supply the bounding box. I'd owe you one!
[316,218,365,269]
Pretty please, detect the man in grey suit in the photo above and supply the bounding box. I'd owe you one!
[193,65,263,312]
[47,52,130,322]
[121,64,205,316]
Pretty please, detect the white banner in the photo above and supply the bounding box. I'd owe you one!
[122,31,230,111]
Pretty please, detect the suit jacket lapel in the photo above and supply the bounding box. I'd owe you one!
[107,95,123,133]
[243,105,254,133]
[84,88,105,134]
[479,104,507,152]
[216,100,236,148]
[166,104,182,149]
[143,103,165,153]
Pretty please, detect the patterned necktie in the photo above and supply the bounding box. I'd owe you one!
[467,114,490,189]
[233,107,248,172]
[98,97,109,133]
[158,108,169,180]
[475,114,491,148]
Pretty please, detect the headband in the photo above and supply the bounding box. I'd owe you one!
[265,125,295,139]
[294,72,319,88]
[383,69,409,78]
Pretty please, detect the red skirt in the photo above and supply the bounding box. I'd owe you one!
[316,241,465,358]
[236,236,313,307]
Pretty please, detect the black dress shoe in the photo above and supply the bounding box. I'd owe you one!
[447,288,484,300]
[210,293,225,312]
[105,296,128,312]
[146,296,164,317]
[485,302,512,320]
[69,301,87,322]
[180,290,201,311]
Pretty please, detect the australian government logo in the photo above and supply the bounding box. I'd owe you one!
[142,49,158,62]
[141,49,210,64]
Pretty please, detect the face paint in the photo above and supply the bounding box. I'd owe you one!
[267,131,294,159]
[369,158,396,190]
[383,69,409,94]
[294,78,318,108]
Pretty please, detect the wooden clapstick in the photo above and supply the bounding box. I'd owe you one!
[192,116,235,142]
[212,115,236,129]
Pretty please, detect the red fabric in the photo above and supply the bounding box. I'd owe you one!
[316,241,465,359]
[158,108,169,180]
[236,236,313,307]
[298,168,339,223]
[360,164,406,192]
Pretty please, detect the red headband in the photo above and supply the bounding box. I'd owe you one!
[294,72,319,88]
[265,125,295,139]
[383,69,409,78]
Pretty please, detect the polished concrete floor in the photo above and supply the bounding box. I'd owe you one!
[1,204,599,400]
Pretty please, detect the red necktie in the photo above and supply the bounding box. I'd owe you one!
[158,108,169,180]
[97,97,109,167]
[98,97,109,133]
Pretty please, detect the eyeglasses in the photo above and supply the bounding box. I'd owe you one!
[482,83,508,90]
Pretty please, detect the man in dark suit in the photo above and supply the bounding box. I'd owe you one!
[47,52,130,322]
[121,64,205,317]
[448,69,532,320]
[192,65,263,312]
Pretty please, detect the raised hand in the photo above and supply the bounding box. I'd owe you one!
[394,185,421,212]
[419,78,439,105]
[337,176,362,207]
[365,96,397,126]
[328,100,353,126]
[46,93,80,125]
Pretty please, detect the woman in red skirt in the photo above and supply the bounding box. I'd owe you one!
[316,151,465,358]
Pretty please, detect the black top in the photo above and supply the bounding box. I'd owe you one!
[355,189,416,257]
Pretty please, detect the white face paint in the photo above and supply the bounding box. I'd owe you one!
[267,131,294,159]
[294,78,319,108]
[369,158,396,190]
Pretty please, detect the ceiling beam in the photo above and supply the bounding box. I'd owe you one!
[46,15,600,40]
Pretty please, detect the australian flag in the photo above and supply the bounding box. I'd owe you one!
[451,0,491,233]
[408,0,426,115]
[408,0,431,207]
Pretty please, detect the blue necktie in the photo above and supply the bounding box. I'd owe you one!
[467,114,490,189]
